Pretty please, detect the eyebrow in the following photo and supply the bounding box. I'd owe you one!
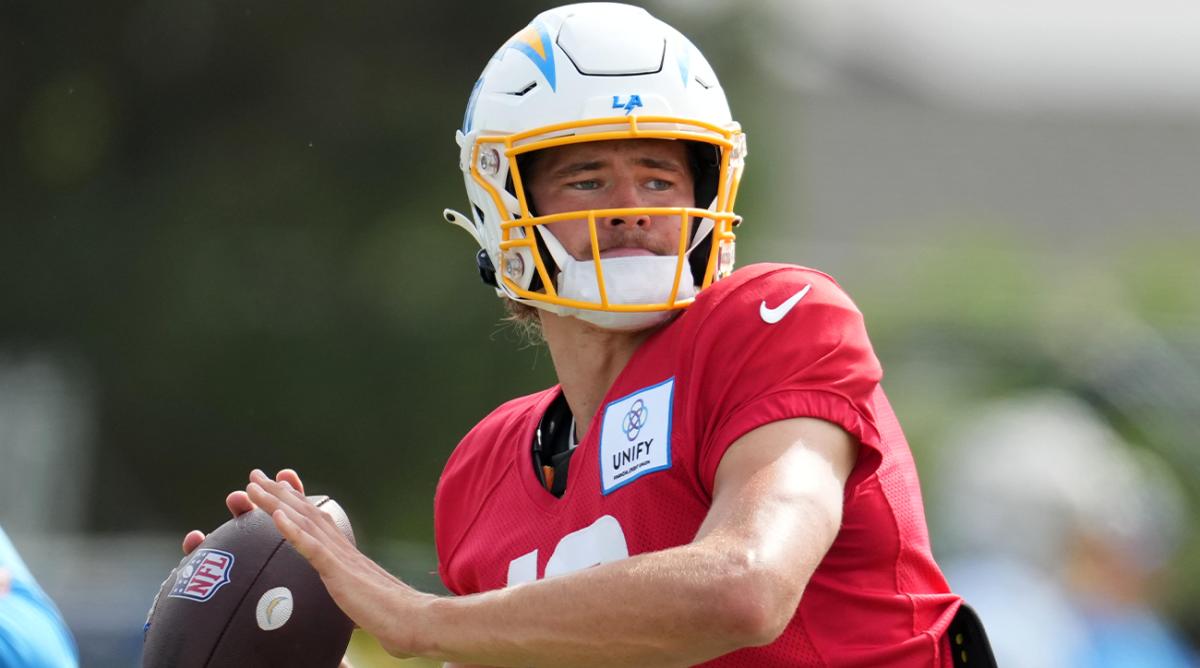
[547,157,686,180]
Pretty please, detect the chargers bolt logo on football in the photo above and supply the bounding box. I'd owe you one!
[255,587,295,631]
[167,549,235,602]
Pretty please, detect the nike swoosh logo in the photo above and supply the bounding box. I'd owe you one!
[759,284,812,324]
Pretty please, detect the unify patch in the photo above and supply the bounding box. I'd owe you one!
[599,378,674,494]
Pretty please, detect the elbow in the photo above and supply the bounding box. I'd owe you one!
[711,561,805,648]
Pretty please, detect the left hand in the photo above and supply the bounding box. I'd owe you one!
[245,469,434,658]
[0,567,10,598]
[183,469,306,555]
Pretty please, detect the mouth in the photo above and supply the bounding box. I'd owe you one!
[599,247,657,258]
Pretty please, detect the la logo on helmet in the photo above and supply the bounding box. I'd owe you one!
[611,95,643,115]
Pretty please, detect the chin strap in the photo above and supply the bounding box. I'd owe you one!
[445,208,500,288]
[443,208,480,244]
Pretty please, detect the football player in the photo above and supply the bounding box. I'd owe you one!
[0,525,80,667]
[192,3,995,666]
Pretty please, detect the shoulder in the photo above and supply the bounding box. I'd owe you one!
[671,261,882,411]
[682,262,864,337]
[434,388,556,578]
[439,388,555,485]
[674,265,885,494]
[667,261,880,392]
[696,262,855,312]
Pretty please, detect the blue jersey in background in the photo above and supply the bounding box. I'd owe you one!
[0,526,79,668]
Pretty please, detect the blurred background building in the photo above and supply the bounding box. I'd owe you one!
[1,1,1197,665]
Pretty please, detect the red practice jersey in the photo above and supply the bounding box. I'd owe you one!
[435,263,961,666]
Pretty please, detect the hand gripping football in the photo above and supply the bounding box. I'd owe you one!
[143,495,355,667]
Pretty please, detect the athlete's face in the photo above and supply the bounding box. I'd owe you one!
[523,139,695,261]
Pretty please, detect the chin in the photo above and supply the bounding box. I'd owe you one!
[567,308,681,333]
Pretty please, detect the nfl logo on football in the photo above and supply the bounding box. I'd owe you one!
[168,548,235,602]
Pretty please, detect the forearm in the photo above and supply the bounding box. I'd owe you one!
[404,422,849,668]
[410,540,774,668]
[246,418,850,668]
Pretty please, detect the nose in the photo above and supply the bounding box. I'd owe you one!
[601,179,651,228]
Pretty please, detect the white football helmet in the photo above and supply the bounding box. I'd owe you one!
[444,2,746,329]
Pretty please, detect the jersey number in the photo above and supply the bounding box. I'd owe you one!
[506,515,629,587]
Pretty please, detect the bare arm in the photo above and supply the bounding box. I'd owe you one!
[248,417,857,668]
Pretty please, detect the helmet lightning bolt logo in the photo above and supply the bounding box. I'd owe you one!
[505,22,557,92]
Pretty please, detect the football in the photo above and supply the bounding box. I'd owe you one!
[142,495,355,668]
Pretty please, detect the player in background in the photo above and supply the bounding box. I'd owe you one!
[189,3,995,666]
[0,525,80,668]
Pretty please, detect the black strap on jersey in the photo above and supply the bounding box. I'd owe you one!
[948,603,997,668]
[533,392,576,498]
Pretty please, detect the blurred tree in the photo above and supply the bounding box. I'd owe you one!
[1,0,556,541]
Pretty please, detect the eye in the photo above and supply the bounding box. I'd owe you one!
[568,179,601,191]
[645,178,674,191]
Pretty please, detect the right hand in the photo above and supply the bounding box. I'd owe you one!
[181,468,305,555]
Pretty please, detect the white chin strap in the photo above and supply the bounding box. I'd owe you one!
[535,226,697,331]
[559,255,696,331]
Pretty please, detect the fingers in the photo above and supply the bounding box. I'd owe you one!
[248,472,316,522]
[246,471,324,531]
[276,468,305,495]
[226,491,255,517]
[248,469,307,502]
[226,469,301,517]
[269,508,332,568]
[246,470,348,565]
[182,530,206,554]
[185,469,304,557]
[0,567,10,596]
[189,468,300,555]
